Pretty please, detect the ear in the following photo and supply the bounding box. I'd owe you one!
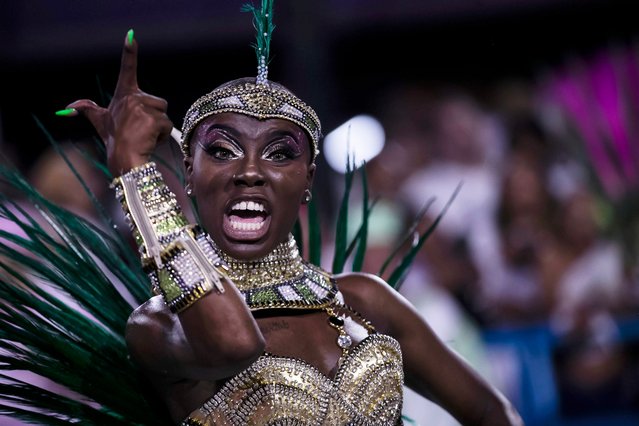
[306,162,316,190]
[184,156,194,190]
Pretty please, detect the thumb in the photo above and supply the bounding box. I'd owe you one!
[58,99,111,142]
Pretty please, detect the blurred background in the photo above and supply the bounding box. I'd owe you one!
[1,0,639,425]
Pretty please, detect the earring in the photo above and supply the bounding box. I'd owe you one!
[186,187,193,196]
[303,189,312,204]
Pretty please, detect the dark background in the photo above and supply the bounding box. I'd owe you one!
[1,0,636,172]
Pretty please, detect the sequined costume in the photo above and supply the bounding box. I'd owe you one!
[182,335,404,425]
[109,1,406,422]
[177,238,405,425]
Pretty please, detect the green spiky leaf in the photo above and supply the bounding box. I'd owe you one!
[387,182,462,289]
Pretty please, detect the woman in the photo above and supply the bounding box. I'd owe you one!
[59,25,523,425]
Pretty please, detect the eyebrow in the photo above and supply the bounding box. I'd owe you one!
[201,124,238,139]
[201,121,307,148]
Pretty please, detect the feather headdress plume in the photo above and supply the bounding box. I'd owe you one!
[241,0,275,84]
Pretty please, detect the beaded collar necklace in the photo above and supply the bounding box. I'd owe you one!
[213,235,377,358]
[214,235,338,311]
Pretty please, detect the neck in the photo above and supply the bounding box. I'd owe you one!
[217,234,303,291]
[212,234,337,310]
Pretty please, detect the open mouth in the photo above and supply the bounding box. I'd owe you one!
[223,200,271,240]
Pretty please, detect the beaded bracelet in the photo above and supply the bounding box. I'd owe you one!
[111,162,189,267]
[145,225,229,313]
[112,162,226,312]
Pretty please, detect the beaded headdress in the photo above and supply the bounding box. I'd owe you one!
[180,0,321,161]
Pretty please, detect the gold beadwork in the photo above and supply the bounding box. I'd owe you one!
[144,225,228,313]
[181,334,405,425]
[213,234,338,310]
[111,162,189,262]
[112,163,227,312]
[180,79,321,161]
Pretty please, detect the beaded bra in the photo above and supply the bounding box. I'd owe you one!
[181,334,404,426]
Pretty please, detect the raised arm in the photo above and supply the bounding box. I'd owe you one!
[57,31,265,384]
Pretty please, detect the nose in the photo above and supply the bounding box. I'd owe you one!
[233,157,266,187]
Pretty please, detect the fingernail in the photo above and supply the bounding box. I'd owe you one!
[55,108,76,117]
[126,28,134,46]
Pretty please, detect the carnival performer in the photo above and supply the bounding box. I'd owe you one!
[55,3,523,425]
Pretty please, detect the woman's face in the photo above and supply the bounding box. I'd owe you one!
[185,113,315,260]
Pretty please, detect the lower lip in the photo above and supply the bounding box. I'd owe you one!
[222,215,271,241]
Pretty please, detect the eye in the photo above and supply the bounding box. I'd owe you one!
[262,139,302,162]
[198,141,243,160]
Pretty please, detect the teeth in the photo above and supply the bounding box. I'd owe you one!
[231,201,265,212]
[230,220,266,231]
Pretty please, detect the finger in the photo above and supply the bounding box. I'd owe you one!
[150,110,175,144]
[135,92,169,113]
[65,99,110,142]
[113,29,139,97]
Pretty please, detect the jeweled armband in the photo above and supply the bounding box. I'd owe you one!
[111,162,227,312]
[111,162,189,267]
[144,225,229,313]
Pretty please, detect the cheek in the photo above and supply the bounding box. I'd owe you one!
[272,168,308,193]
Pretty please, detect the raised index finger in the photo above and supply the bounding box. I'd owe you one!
[114,29,139,96]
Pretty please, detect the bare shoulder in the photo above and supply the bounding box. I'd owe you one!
[333,271,413,334]
[334,271,397,300]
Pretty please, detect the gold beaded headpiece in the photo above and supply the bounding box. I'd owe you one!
[180,0,321,161]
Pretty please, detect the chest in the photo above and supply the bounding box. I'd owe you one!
[255,309,371,378]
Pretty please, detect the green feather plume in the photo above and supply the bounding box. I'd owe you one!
[241,0,275,79]
[0,121,170,425]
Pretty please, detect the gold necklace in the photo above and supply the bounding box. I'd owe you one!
[215,235,338,310]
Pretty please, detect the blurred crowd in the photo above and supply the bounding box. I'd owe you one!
[339,77,639,424]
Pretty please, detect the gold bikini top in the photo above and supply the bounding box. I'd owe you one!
[181,333,404,425]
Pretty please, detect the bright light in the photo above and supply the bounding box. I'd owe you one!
[323,114,385,173]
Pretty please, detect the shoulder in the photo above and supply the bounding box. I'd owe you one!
[334,271,395,298]
[333,271,412,334]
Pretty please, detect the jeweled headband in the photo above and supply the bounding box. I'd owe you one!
[180,78,321,160]
[179,0,321,161]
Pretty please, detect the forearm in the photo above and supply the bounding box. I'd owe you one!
[111,162,225,311]
[476,392,524,426]
[115,162,265,371]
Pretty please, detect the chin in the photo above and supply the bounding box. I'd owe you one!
[217,236,280,260]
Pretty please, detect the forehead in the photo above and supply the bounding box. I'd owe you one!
[193,112,310,144]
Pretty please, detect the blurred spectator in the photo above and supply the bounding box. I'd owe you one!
[482,117,561,325]
[27,140,109,225]
[398,87,507,324]
[548,186,637,417]
[360,85,513,424]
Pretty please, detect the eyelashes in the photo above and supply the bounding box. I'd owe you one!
[262,140,302,160]
[197,139,302,162]
[197,140,243,159]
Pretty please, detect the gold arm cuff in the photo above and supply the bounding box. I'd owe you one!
[145,225,229,313]
[111,162,189,266]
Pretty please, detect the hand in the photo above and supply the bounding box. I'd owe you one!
[60,30,173,176]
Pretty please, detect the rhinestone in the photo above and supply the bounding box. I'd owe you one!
[337,334,352,349]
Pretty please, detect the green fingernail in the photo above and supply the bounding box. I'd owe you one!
[127,29,134,45]
[55,108,76,116]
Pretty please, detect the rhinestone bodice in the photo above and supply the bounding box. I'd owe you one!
[181,334,404,425]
